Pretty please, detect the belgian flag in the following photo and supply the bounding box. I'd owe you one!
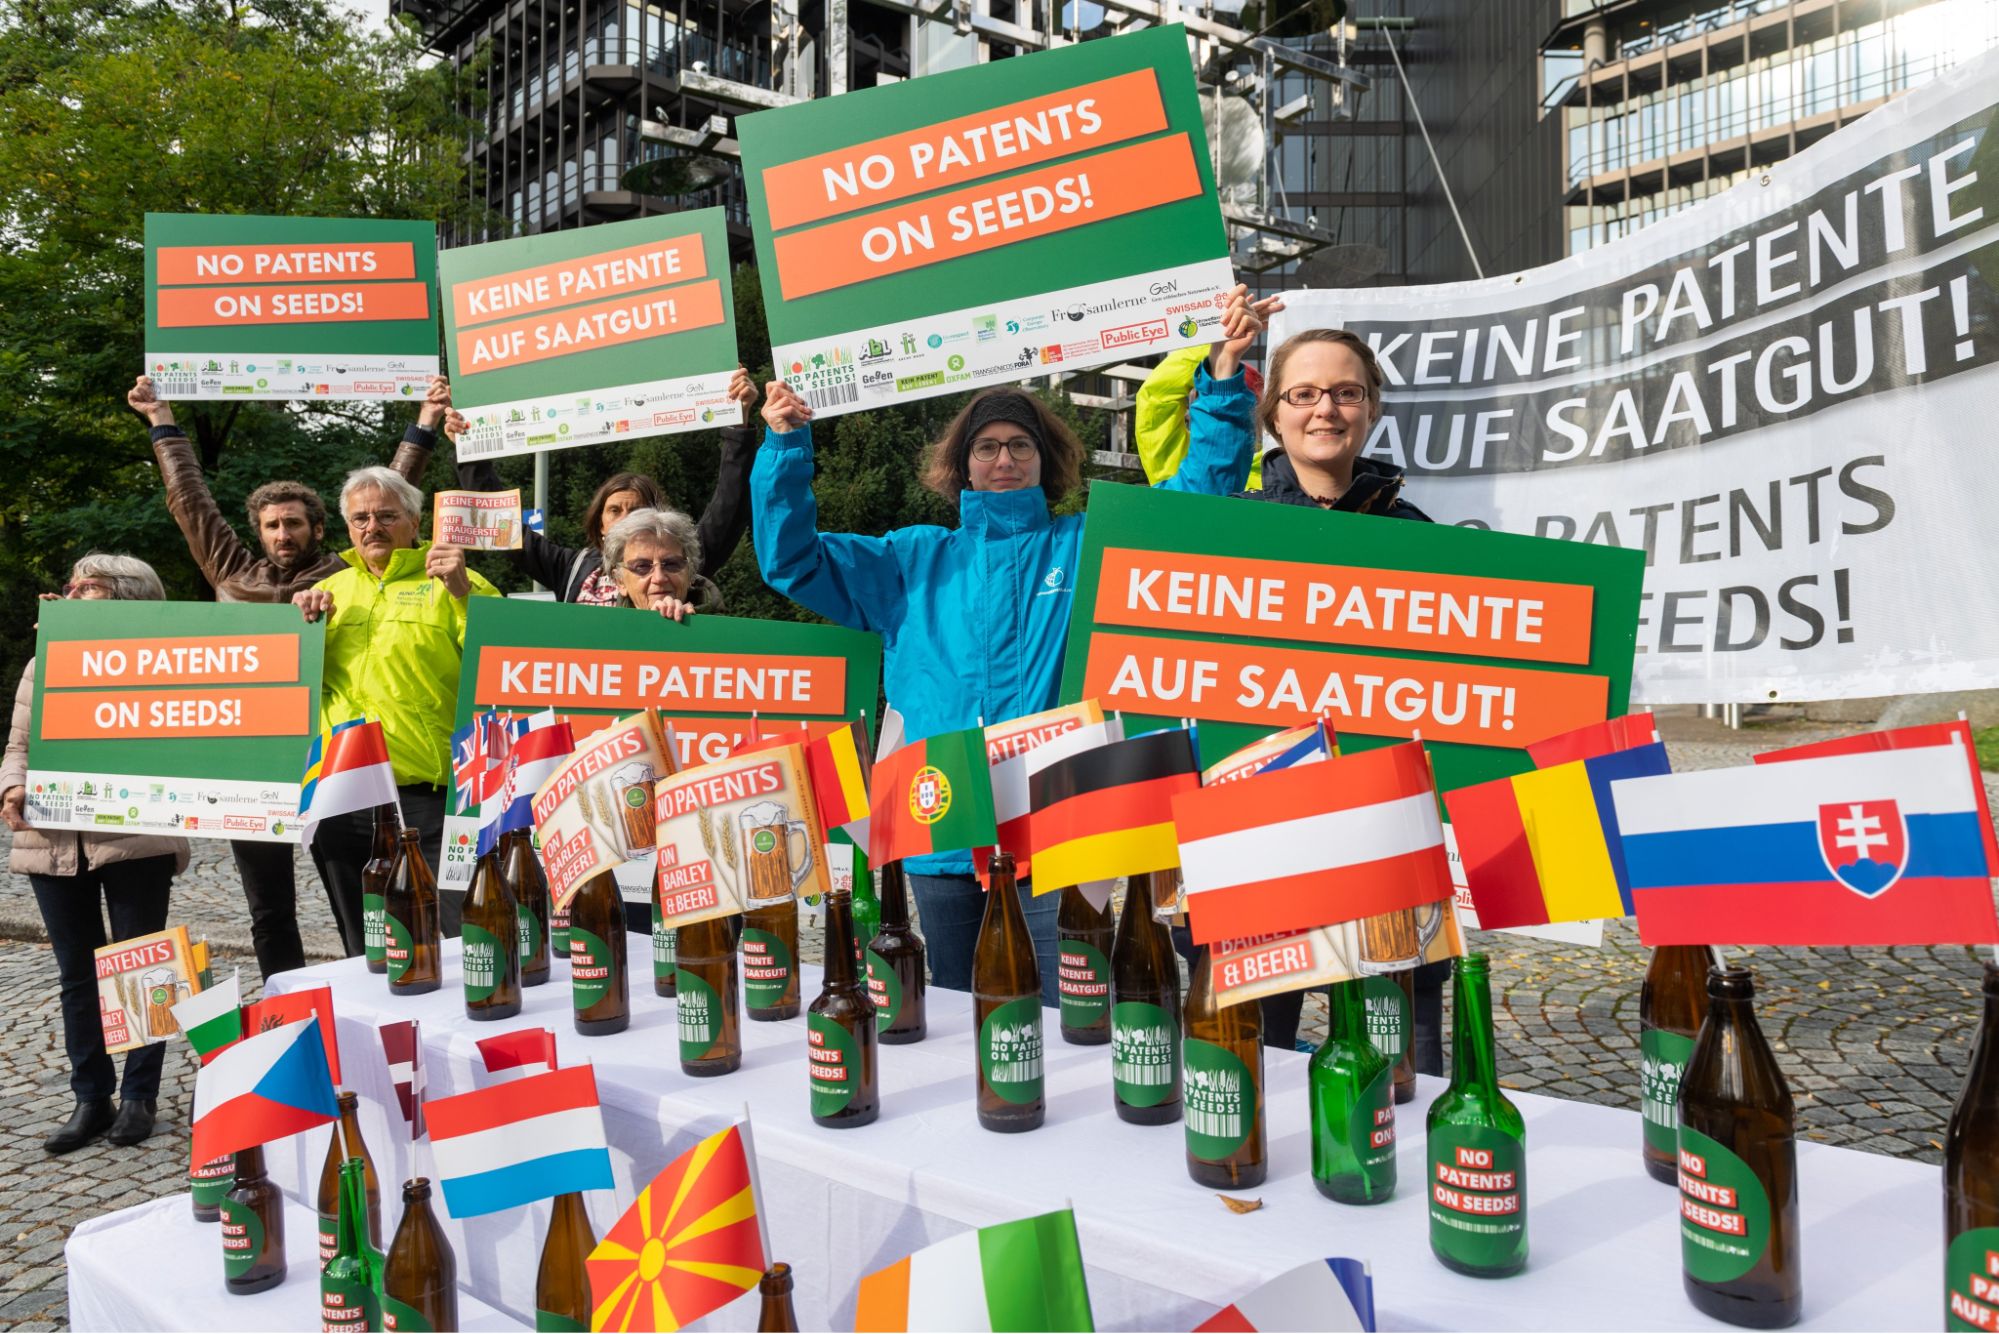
[1028,727,1200,891]
[868,725,999,866]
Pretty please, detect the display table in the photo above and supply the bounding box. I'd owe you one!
[266,938,1936,1332]
[66,1191,525,1332]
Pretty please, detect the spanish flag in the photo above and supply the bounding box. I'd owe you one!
[869,726,998,866]
[1027,727,1200,893]
[734,718,872,831]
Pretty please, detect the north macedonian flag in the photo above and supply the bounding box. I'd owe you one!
[588,1123,767,1332]
[868,726,998,867]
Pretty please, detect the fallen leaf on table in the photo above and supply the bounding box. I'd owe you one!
[1217,1194,1263,1214]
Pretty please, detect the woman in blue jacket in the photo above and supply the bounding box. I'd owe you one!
[752,285,1278,1004]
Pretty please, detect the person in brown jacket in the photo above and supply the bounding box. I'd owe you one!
[126,374,438,980]
[1,554,191,1154]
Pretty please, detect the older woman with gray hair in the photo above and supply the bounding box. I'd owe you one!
[602,506,725,622]
[294,465,500,953]
[0,554,189,1154]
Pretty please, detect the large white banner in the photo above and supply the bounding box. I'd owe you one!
[1274,49,1999,705]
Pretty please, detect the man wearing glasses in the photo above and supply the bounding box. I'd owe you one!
[294,467,498,952]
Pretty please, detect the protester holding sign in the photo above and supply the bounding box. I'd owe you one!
[603,508,719,621]
[752,285,1271,998]
[442,368,759,603]
[1,556,190,1155]
[126,374,437,980]
[295,467,499,951]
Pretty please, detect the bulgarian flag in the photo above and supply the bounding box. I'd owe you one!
[868,726,998,867]
[170,971,242,1063]
[855,1208,1094,1332]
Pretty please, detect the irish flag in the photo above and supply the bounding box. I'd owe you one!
[190,1017,338,1169]
[856,1209,1093,1332]
[868,726,998,867]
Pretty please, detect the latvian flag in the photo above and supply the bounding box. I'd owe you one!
[869,726,999,867]
[426,1064,613,1218]
[189,1017,339,1169]
[1176,741,1453,945]
[300,719,398,848]
[980,701,1110,882]
[1027,726,1199,893]
[379,1019,424,1139]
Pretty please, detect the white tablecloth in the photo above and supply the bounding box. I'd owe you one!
[263,937,1937,1332]
[65,1191,525,1332]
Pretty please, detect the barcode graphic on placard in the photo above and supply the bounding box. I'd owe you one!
[802,381,858,409]
[1186,1105,1241,1139]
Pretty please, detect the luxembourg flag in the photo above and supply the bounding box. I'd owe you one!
[189,1017,338,1169]
[301,719,398,848]
[426,1064,613,1218]
[1613,741,1999,947]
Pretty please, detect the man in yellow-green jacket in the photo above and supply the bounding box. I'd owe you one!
[294,465,498,952]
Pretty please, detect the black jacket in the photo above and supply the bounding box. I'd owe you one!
[1233,450,1432,523]
[448,424,759,601]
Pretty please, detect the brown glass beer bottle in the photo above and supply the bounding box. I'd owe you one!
[742,899,801,1021]
[1055,885,1113,1045]
[188,1153,234,1223]
[1643,945,1716,1183]
[808,890,879,1127]
[1110,871,1181,1126]
[382,1177,459,1331]
[386,828,442,996]
[462,845,523,1022]
[316,1091,382,1269]
[1678,965,1801,1329]
[1945,961,1999,1331]
[652,894,677,998]
[567,869,630,1036]
[1183,943,1266,1188]
[865,860,926,1044]
[756,1263,801,1332]
[536,1191,597,1331]
[973,851,1045,1133]
[1378,970,1418,1105]
[502,828,551,988]
[677,913,743,1076]
[220,1144,286,1295]
[363,802,403,974]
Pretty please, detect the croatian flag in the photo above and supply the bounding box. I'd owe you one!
[1613,741,1999,947]
[426,1064,613,1218]
[498,714,574,838]
[301,720,398,848]
[190,1017,339,1169]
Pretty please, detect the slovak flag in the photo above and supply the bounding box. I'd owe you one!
[189,1017,339,1169]
[1613,741,1999,947]
[301,720,399,848]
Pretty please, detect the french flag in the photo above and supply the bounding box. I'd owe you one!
[426,1064,614,1219]
[1613,741,1999,947]
[190,1017,339,1169]
[302,720,399,848]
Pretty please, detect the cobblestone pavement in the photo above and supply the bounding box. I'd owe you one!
[0,711,1988,1328]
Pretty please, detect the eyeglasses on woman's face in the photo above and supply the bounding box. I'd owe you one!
[1279,383,1371,408]
[621,557,687,578]
[969,435,1039,462]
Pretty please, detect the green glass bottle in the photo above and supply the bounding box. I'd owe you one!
[1309,977,1397,1204]
[848,845,881,971]
[1428,953,1528,1276]
[321,1159,379,1332]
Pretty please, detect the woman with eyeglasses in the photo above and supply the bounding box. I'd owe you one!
[1,555,190,1155]
[751,284,1278,1005]
[601,506,717,621]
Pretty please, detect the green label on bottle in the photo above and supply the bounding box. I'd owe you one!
[1058,939,1111,1030]
[1183,1038,1256,1161]
[1641,1028,1696,1157]
[517,901,542,960]
[219,1198,264,1280]
[1429,1123,1527,1270]
[652,901,676,977]
[363,892,387,964]
[570,929,615,1010]
[1946,1225,1999,1330]
[866,949,904,1027]
[462,922,504,1002]
[188,1154,233,1208]
[382,1294,437,1331]
[317,1211,337,1267]
[677,968,722,1061]
[1349,1065,1398,1174]
[1678,1127,1774,1284]
[551,909,570,956]
[1363,975,1412,1063]
[322,1274,377,1331]
[1111,1001,1180,1108]
[384,914,415,983]
[979,995,1045,1105]
[741,927,794,1008]
[536,1311,590,1332]
[807,1012,861,1116]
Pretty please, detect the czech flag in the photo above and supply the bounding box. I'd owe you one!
[1196,1257,1375,1333]
[1613,741,1999,946]
[855,1208,1092,1333]
[189,1017,338,1170]
[301,719,398,848]
[1027,726,1200,894]
[1445,742,1672,930]
[869,726,998,867]
[427,1065,613,1219]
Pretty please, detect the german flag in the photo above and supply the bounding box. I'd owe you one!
[1028,727,1200,892]
[868,726,998,866]
[735,718,872,830]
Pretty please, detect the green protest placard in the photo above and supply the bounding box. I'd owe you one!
[23,601,325,842]
[1059,484,1646,794]
[438,210,743,459]
[143,213,440,401]
[737,24,1232,416]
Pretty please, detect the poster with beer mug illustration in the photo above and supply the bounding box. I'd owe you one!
[739,800,814,901]
[653,741,831,928]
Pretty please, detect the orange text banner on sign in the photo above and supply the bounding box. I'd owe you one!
[759,69,1170,231]
[1080,632,1608,748]
[154,242,418,286]
[1093,548,1595,666]
[451,232,708,328]
[543,713,809,767]
[43,635,301,689]
[154,283,432,328]
[40,687,312,740]
[474,646,846,715]
[454,279,726,374]
[771,133,1202,301]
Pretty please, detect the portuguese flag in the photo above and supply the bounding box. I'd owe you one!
[869,725,999,867]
